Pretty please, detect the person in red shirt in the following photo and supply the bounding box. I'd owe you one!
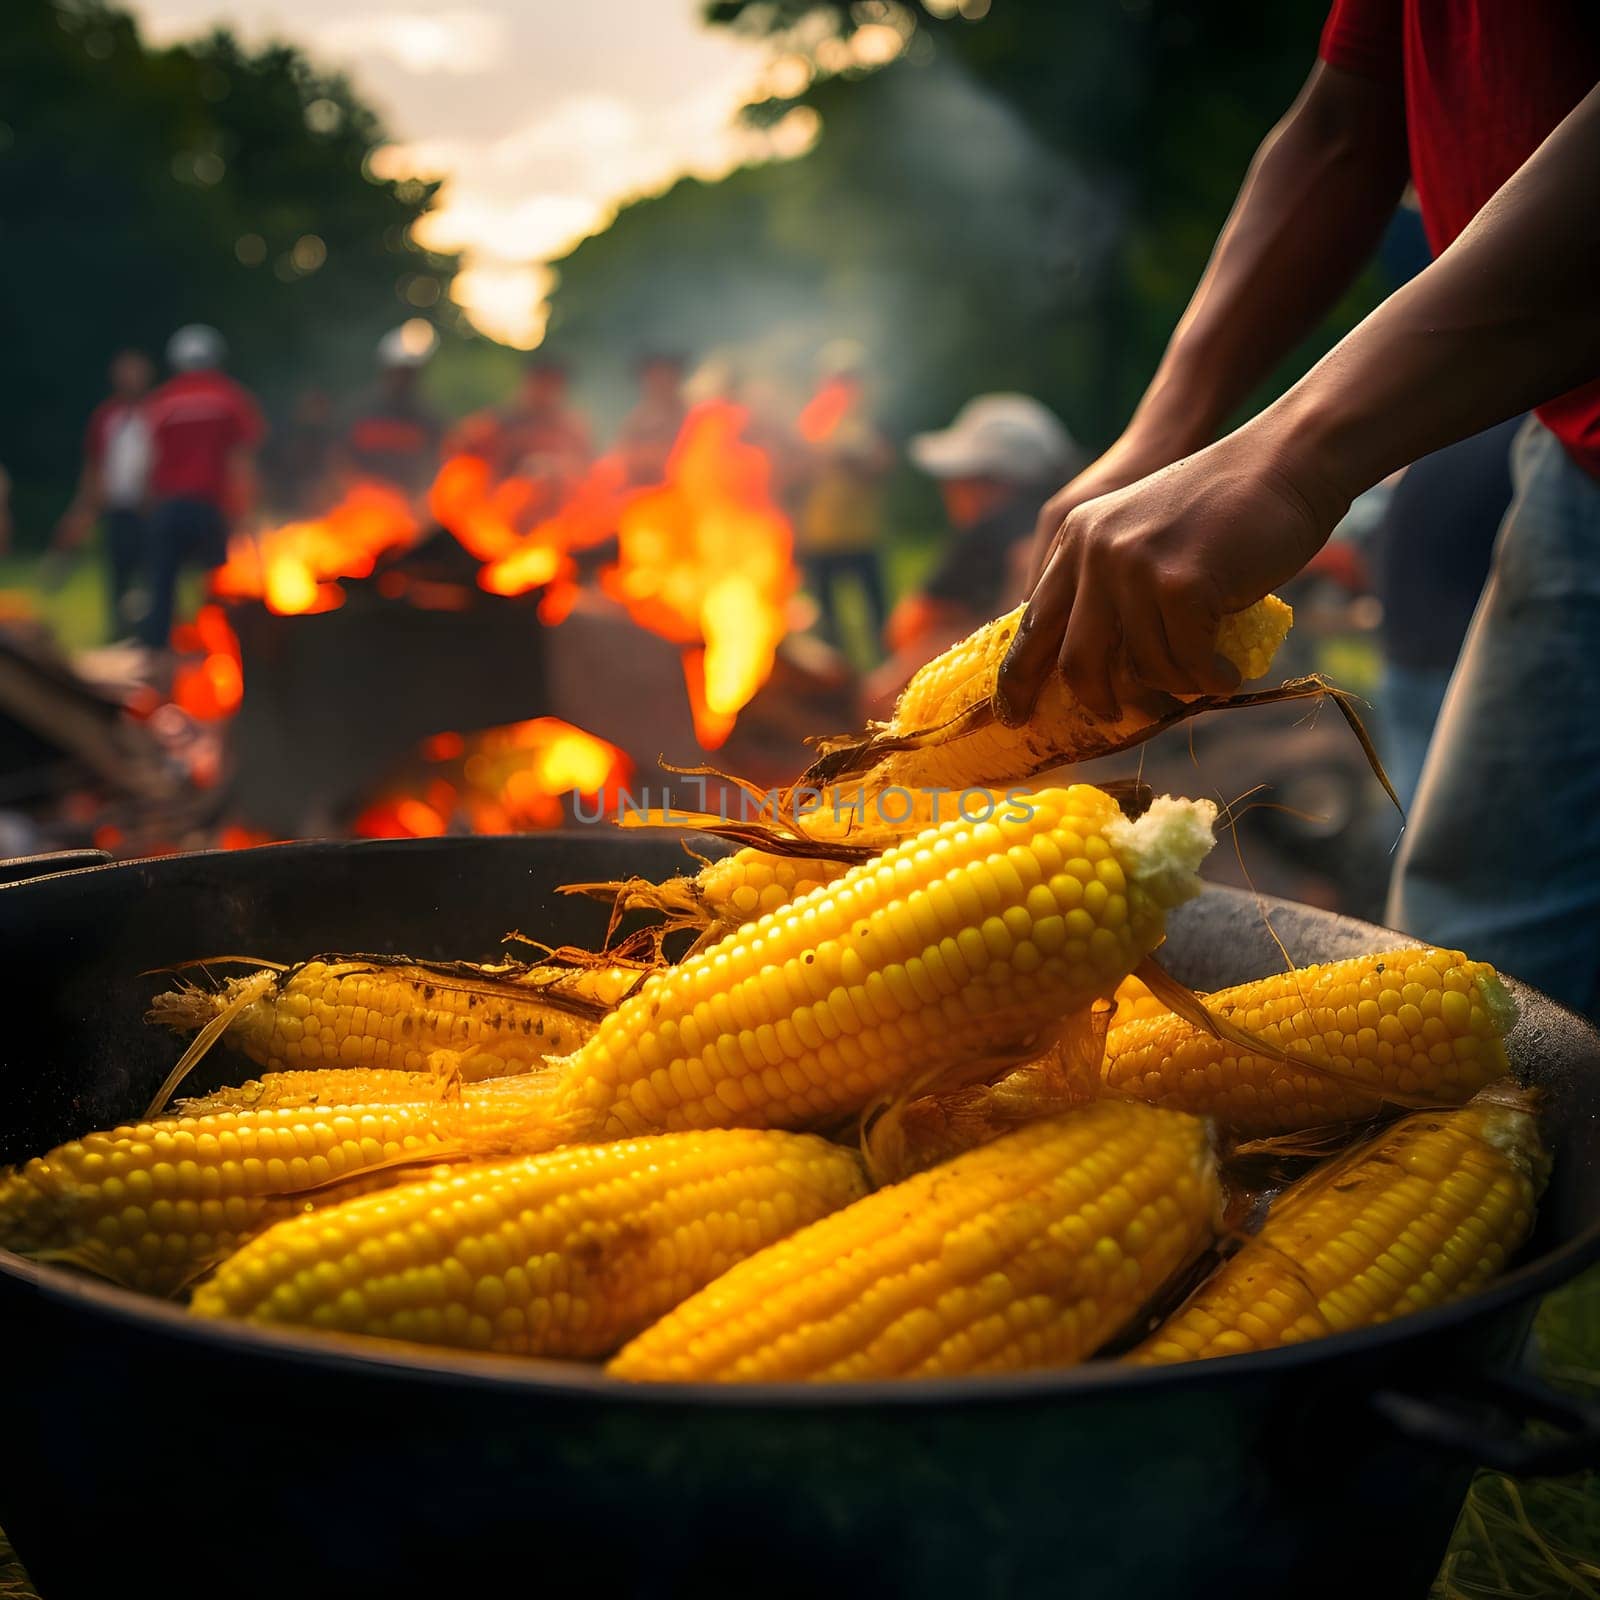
[997,6,1600,1014]
[53,347,155,639]
[141,324,264,649]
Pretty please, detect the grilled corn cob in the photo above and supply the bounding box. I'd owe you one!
[1129,1085,1547,1363]
[176,1067,461,1114]
[609,1103,1219,1382]
[807,596,1292,799]
[1112,970,1170,1025]
[569,847,856,942]
[0,1077,553,1294]
[1099,947,1515,1134]
[192,1129,868,1355]
[149,956,638,1086]
[516,787,1217,1152]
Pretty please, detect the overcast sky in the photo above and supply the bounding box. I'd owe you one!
[132,1,816,345]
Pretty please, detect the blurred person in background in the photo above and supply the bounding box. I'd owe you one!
[616,352,689,486]
[795,343,894,656]
[268,388,336,518]
[1372,416,1521,808]
[863,394,1077,714]
[1002,12,1600,1013]
[340,325,443,499]
[52,348,155,639]
[449,355,591,519]
[141,324,264,652]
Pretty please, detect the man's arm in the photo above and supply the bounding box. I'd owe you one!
[1025,61,1408,586]
[999,82,1600,722]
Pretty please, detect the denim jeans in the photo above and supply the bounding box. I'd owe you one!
[139,496,228,648]
[1386,417,1600,1016]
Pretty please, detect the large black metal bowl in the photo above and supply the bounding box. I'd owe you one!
[1,836,1596,1600]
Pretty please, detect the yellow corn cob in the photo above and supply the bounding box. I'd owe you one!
[520,787,1217,1152]
[571,848,856,940]
[192,1129,868,1356]
[609,1102,1219,1382]
[1112,970,1171,1025]
[0,1076,553,1294]
[1099,947,1515,1135]
[858,595,1293,793]
[1129,1085,1547,1364]
[176,1067,461,1115]
[149,957,638,1085]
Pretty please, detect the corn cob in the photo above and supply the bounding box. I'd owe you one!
[1099,947,1515,1135]
[148,956,639,1087]
[1112,970,1170,1025]
[175,1067,461,1115]
[805,596,1292,799]
[1128,1085,1547,1364]
[192,1129,868,1356]
[567,847,855,942]
[0,1076,554,1294]
[609,1103,1219,1382]
[514,787,1218,1154]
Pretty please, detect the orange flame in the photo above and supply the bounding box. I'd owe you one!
[354,717,631,838]
[211,482,420,615]
[602,400,795,749]
[170,603,243,720]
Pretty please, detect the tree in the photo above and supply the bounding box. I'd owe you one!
[0,0,459,539]
[545,0,1377,459]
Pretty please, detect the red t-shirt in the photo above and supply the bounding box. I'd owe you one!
[146,370,265,508]
[1319,1,1600,474]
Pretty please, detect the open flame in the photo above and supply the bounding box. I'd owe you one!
[170,603,243,721]
[601,400,795,748]
[353,716,632,838]
[211,482,421,615]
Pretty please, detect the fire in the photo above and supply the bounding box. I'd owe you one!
[211,482,420,615]
[170,603,243,720]
[353,717,632,838]
[603,400,795,749]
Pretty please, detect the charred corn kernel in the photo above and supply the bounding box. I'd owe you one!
[865,595,1292,792]
[1112,970,1171,1025]
[176,1067,461,1115]
[193,1129,868,1356]
[1099,948,1515,1135]
[530,788,1217,1149]
[148,958,634,1084]
[1129,1086,1548,1364]
[609,1103,1219,1382]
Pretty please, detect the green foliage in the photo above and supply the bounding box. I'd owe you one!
[549,0,1383,461]
[0,0,457,542]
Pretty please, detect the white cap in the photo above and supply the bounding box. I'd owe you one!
[378,319,438,369]
[909,393,1077,485]
[167,324,226,372]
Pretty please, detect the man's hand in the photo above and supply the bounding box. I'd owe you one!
[997,424,1346,724]
[1024,433,1188,591]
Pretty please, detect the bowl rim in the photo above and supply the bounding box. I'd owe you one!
[4,837,1597,1408]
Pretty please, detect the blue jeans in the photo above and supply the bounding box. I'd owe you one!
[140,497,228,648]
[1379,664,1454,814]
[1386,418,1600,1016]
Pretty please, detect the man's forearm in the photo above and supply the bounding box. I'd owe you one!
[1267,82,1600,508]
[1126,62,1409,460]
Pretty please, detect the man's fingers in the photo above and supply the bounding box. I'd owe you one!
[1155,588,1242,696]
[996,552,1075,726]
[1057,590,1123,721]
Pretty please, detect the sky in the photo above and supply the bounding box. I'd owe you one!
[132,1,842,346]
